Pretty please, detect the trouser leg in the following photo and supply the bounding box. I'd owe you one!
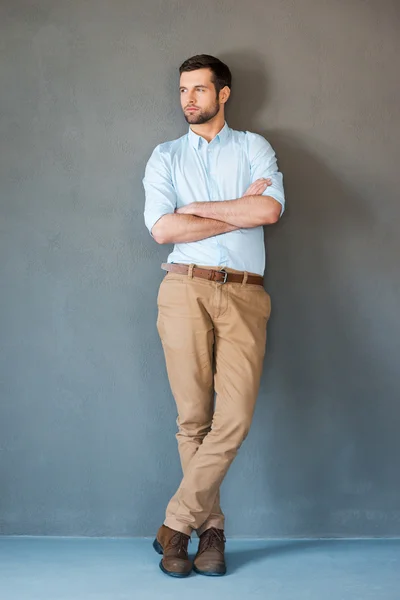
[161,272,271,535]
[156,272,224,535]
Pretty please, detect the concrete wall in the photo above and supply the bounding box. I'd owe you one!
[1,0,399,536]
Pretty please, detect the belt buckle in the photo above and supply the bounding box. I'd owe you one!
[216,268,228,284]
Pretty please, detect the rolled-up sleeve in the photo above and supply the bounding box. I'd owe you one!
[142,145,177,236]
[247,132,286,217]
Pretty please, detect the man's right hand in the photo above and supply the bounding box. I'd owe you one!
[243,178,272,197]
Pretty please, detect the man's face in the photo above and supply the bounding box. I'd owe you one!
[179,68,220,125]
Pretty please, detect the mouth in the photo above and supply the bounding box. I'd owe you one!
[186,107,199,112]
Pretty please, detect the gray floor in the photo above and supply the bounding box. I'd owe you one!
[0,536,399,600]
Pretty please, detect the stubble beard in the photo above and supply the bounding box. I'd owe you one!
[184,99,220,125]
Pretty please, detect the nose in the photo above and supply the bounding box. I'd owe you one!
[187,90,197,105]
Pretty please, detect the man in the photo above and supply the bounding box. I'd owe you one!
[142,54,285,578]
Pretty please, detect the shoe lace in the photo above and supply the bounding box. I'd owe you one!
[169,532,191,555]
[200,528,226,554]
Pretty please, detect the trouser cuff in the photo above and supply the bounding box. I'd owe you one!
[164,517,193,537]
[197,517,225,536]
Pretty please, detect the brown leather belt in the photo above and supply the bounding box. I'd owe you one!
[161,263,264,286]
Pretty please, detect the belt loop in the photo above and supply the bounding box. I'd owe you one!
[188,263,195,279]
[241,271,248,286]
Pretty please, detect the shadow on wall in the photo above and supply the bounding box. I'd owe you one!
[220,50,400,536]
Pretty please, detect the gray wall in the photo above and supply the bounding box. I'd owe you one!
[1,0,399,537]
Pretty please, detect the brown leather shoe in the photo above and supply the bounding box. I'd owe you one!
[153,525,192,578]
[193,527,227,576]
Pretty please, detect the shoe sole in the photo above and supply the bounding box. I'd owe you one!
[193,564,227,577]
[152,538,191,578]
[152,538,164,555]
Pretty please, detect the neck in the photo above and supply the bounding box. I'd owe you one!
[190,114,226,143]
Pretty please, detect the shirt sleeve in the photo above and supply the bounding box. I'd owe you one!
[142,145,177,236]
[247,132,286,217]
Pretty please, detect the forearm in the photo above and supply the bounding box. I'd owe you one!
[186,195,282,227]
[151,213,238,244]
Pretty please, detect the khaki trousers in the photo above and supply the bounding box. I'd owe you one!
[156,264,271,536]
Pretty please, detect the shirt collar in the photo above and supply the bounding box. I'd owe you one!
[188,121,230,149]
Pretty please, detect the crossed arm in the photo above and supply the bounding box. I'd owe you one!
[151,178,282,245]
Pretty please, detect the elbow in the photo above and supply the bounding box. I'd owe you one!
[154,235,169,245]
[151,220,170,244]
[152,233,163,244]
[264,200,282,225]
[268,210,280,224]
[152,230,169,244]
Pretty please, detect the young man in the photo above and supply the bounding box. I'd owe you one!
[142,54,285,578]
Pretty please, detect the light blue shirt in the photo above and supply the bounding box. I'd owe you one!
[143,122,285,275]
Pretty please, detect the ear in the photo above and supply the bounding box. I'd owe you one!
[219,86,231,105]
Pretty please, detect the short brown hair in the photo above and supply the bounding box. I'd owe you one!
[179,54,232,95]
